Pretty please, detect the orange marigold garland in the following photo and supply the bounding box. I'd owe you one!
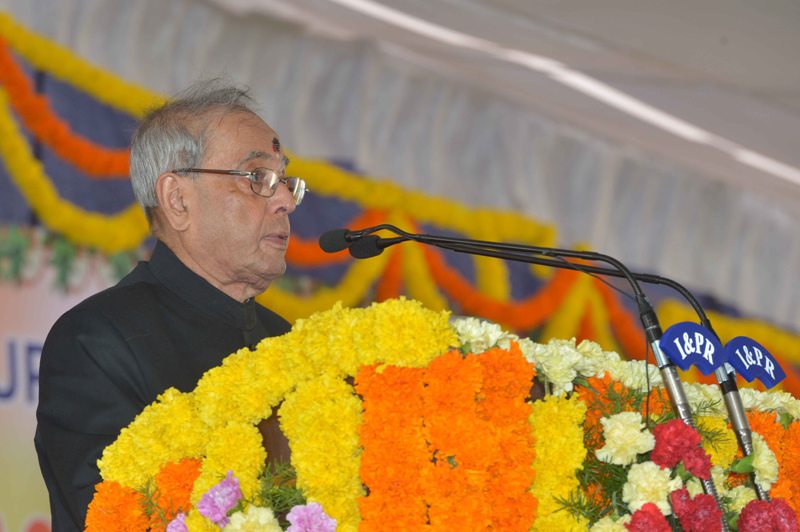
[149,458,202,531]
[745,410,800,521]
[356,364,430,530]
[357,345,536,530]
[84,481,149,532]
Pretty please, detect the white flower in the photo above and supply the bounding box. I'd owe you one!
[575,340,620,378]
[751,432,779,492]
[685,477,704,498]
[451,317,506,353]
[223,506,282,532]
[590,515,630,531]
[683,383,725,415]
[595,412,655,465]
[622,461,682,515]
[727,485,757,513]
[530,338,583,395]
[710,466,728,497]
[610,359,662,390]
[739,387,800,419]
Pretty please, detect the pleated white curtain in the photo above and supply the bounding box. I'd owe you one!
[3,0,798,330]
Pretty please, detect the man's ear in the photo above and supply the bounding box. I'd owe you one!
[155,172,191,232]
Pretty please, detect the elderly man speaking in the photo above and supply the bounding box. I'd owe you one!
[34,79,306,531]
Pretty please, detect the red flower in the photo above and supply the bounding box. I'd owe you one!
[669,489,722,532]
[681,446,712,480]
[625,503,670,532]
[739,498,799,532]
[651,419,702,469]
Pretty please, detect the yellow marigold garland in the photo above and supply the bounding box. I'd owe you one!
[280,375,364,531]
[0,89,149,254]
[96,299,456,519]
[530,394,589,531]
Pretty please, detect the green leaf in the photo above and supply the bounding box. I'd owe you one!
[50,235,77,289]
[729,454,754,474]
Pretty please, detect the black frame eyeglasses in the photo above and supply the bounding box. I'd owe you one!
[172,167,307,206]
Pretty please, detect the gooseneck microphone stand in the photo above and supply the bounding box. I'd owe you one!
[330,226,731,521]
[410,238,767,501]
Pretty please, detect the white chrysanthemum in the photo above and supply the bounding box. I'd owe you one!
[575,340,620,378]
[622,461,682,515]
[223,506,281,531]
[683,383,725,415]
[596,412,655,465]
[786,397,800,420]
[508,336,536,361]
[739,387,800,419]
[685,477,704,498]
[451,317,506,353]
[727,485,757,513]
[611,359,662,390]
[710,466,728,497]
[751,432,779,492]
[590,515,630,531]
[529,338,583,395]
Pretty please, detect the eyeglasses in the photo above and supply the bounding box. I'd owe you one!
[172,167,307,205]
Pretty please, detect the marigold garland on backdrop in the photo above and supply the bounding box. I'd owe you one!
[1,11,799,394]
[84,298,800,531]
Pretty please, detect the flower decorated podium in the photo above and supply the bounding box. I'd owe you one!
[85,299,800,531]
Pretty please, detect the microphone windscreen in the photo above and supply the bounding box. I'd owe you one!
[349,235,383,259]
[319,229,350,253]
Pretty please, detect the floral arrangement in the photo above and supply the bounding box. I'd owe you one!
[85,299,800,531]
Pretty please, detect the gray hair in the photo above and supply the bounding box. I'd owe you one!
[129,79,260,211]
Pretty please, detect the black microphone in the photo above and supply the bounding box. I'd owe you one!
[318,225,398,253]
[318,228,352,253]
[348,235,407,259]
[343,225,729,515]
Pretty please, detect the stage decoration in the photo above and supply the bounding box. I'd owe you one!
[0,38,130,177]
[0,89,149,253]
[83,299,800,530]
[1,10,799,393]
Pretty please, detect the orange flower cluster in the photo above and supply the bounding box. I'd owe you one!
[356,344,536,530]
[745,411,800,519]
[85,458,200,531]
[576,373,671,442]
[149,458,202,531]
[84,481,148,531]
[0,38,130,177]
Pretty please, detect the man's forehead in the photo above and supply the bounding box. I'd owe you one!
[238,149,288,167]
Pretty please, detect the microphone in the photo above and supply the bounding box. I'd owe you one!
[340,224,730,515]
[318,228,352,253]
[348,235,406,259]
[318,224,399,253]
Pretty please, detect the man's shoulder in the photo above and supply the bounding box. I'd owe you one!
[49,263,160,334]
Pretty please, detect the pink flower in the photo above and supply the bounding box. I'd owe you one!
[625,503,670,532]
[669,488,722,532]
[739,498,799,532]
[196,470,242,528]
[286,502,337,532]
[165,512,188,532]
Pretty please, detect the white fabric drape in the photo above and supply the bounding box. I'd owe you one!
[3,0,798,330]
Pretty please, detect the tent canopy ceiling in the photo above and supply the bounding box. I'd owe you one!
[2,0,798,330]
[209,0,800,203]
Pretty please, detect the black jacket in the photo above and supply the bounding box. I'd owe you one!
[34,241,291,531]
